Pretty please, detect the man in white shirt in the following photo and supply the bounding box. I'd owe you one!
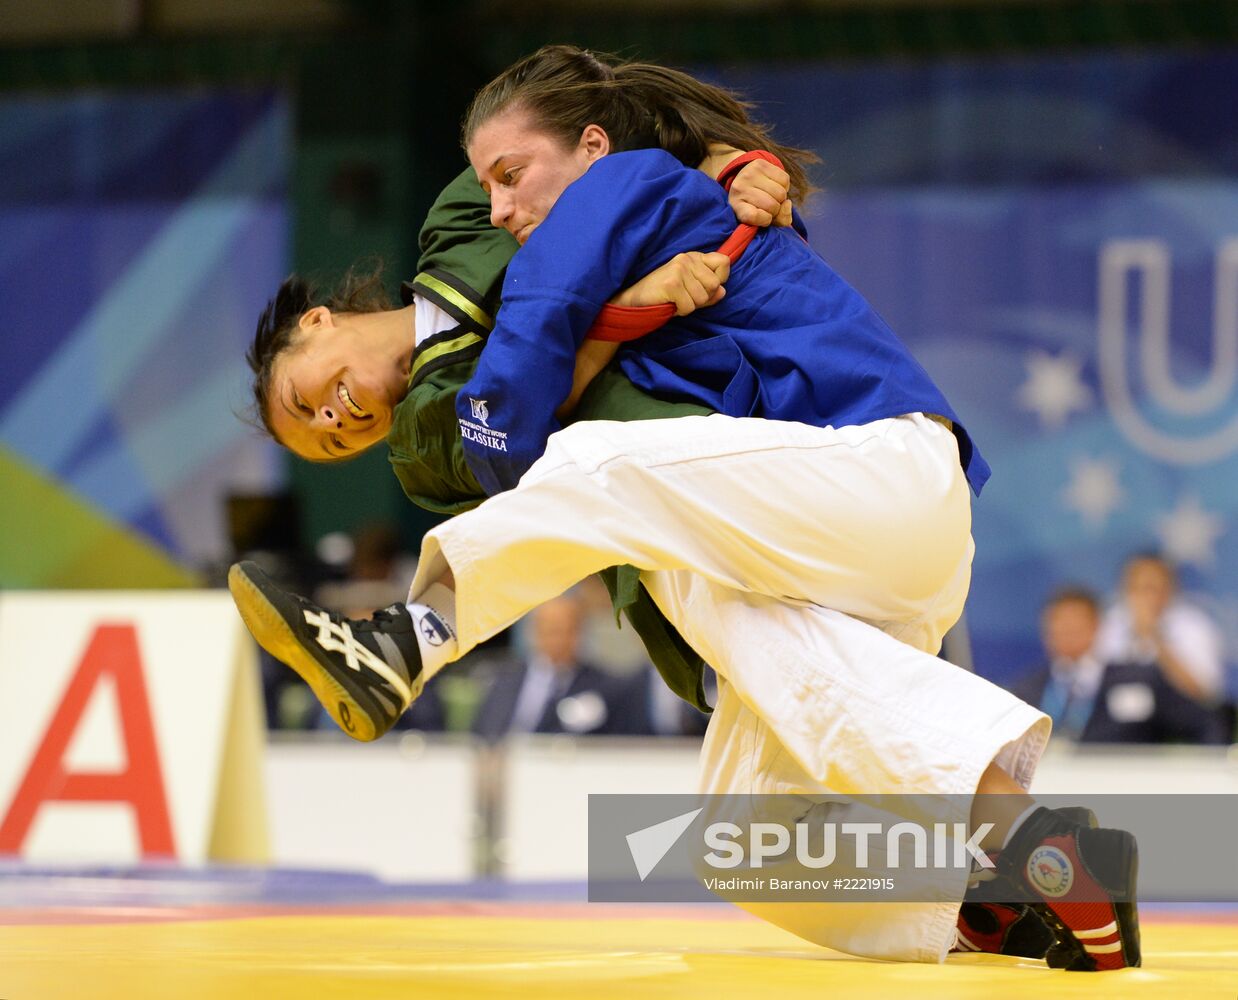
[472,592,616,740]
[1091,554,1228,743]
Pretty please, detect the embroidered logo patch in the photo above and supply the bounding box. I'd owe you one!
[468,397,490,426]
[1027,845,1074,897]
[459,417,508,452]
[417,610,454,647]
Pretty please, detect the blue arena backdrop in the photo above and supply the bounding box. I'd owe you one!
[0,91,288,582]
[3,60,1235,692]
[708,50,1238,691]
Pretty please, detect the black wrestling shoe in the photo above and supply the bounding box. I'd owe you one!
[995,807,1141,971]
[228,561,425,741]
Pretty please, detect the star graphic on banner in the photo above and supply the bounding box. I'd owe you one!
[1062,455,1124,529]
[1157,494,1225,570]
[1017,350,1093,430]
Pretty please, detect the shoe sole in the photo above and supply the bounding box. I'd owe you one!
[1106,831,1142,969]
[228,563,380,742]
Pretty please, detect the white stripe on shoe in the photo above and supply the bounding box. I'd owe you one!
[303,610,413,706]
[955,931,982,952]
[1083,940,1123,954]
[1074,921,1118,940]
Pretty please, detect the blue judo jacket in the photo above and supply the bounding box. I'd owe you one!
[457,149,989,497]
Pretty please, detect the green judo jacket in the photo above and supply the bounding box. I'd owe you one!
[385,168,713,714]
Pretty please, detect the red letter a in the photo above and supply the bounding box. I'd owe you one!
[0,623,176,856]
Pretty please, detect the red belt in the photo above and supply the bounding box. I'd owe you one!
[585,150,781,343]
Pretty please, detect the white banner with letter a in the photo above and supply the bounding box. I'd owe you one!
[0,591,266,864]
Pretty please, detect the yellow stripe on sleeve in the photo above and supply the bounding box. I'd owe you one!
[409,331,484,383]
[415,273,495,330]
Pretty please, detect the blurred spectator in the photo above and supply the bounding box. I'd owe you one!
[609,664,716,737]
[575,574,653,677]
[472,592,620,741]
[1085,553,1228,744]
[1012,586,1104,742]
[315,522,413,618]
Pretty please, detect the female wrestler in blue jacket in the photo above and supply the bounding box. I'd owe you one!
[456,52,987,498]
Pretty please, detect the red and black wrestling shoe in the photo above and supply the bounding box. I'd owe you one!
[996,807,1141,971]
[953,806,1099,960]
[953,901,1056,958]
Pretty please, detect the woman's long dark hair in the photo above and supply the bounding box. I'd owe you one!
[462,45,817,204]
[246,262,392,442]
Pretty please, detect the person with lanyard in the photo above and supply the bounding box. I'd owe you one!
[471,591,619,741]
[229,46,1140,970]
[1014,587,1105,742]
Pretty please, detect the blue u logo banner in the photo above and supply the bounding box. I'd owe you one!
[712,52,1238,685]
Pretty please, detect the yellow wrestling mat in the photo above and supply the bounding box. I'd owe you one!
[2,906,1234,999]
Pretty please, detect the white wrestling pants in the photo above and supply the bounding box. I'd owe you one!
[409,413,1049,963]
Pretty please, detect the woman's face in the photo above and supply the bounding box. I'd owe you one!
[266,310,403,462]
[467,107,609,245]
